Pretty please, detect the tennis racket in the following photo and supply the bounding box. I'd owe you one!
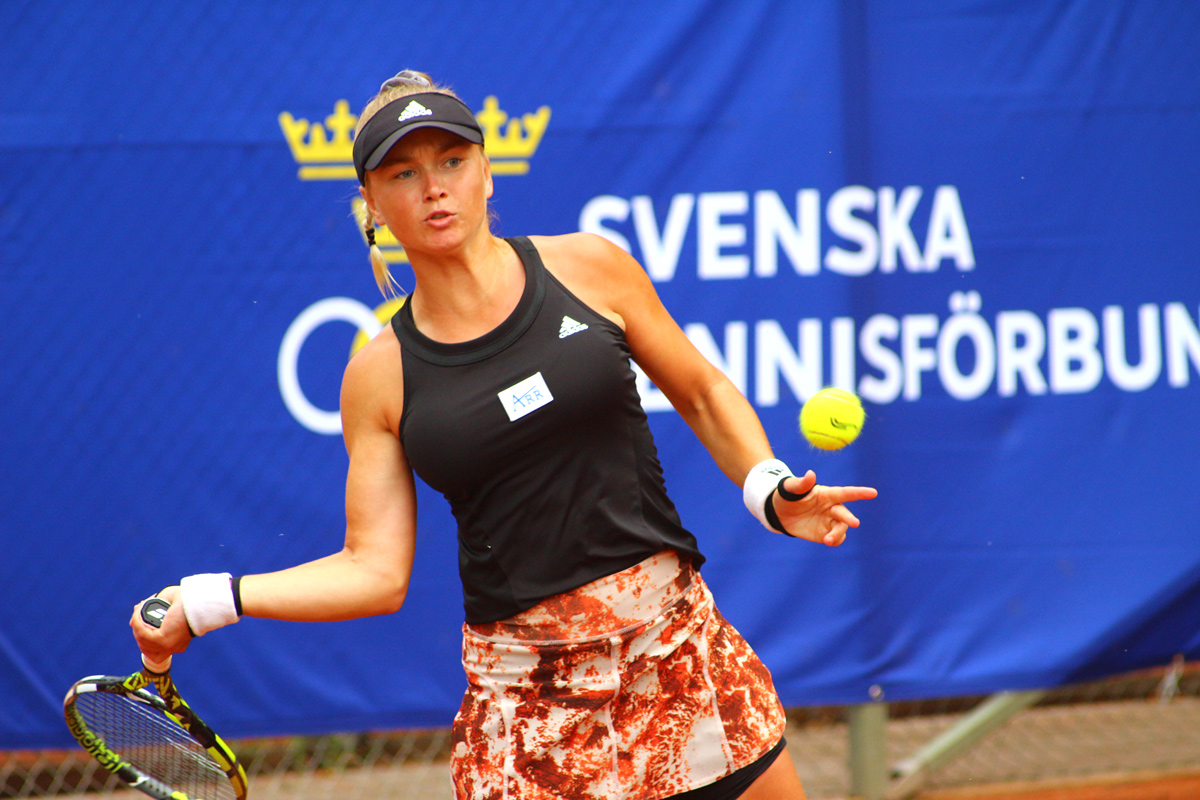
[62,598,248,800]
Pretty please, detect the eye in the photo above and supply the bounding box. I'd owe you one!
[445,156,463,168]
[392,168,416,180]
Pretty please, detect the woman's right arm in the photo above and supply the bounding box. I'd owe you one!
[238,328,416,621]
[132,330,416,660]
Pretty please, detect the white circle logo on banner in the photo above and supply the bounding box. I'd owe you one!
[278,297,383,434]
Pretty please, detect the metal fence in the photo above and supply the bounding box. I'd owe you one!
[6,659,1198,800]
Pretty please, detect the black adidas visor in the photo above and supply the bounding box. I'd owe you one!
[352,92,484,183]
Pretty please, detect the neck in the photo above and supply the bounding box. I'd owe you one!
[406,233,524,342]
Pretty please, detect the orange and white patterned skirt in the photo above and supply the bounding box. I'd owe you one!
[450,550,787,800]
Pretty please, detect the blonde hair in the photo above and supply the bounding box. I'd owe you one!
[356,70,466,299]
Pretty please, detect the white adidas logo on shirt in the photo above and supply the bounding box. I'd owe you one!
[398,100,434,122]
[558,316,589,338]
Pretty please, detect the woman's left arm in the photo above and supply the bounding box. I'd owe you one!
[599,240,776,480]
[549,233,876,545]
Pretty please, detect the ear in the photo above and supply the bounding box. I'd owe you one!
[359,184,387,227]
[482,150,494,200]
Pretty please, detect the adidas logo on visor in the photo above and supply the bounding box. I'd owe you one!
[559,316,589,338]
[398,100,434,123]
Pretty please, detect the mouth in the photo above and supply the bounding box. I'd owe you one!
[425,210,454,224]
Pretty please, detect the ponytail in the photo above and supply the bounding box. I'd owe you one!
[354,201,404,299]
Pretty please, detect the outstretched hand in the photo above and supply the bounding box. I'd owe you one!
[773,470,878,546]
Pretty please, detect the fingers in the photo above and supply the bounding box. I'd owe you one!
[780,471,816,499]
[780,476,877,507]
[821,504,861,545]
[774,473,877,547]
[130,599,154,632]
[131,605,166,664]
[130,594,190,664]
[830,504,860,529]
[824,526,847,546]
[824,485,879,503]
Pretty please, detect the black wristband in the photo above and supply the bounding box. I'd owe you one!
[231,576,244,617]
[763,490,789,535]
[776,475,812,502]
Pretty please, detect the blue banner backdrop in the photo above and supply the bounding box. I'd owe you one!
[2,0,1199,748]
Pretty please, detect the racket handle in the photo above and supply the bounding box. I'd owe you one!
[141,597,171,628]
[140,597,174,673]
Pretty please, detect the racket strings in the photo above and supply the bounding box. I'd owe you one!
[75,691,236,800]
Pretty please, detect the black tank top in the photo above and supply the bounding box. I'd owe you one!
[392,236,704,623]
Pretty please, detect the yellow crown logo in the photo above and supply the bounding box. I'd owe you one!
[278,100,359,180]
[474,96,550,175]
[279,96,551,180]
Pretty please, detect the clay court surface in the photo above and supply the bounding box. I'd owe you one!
[217,696,1200,800]
[6,693,1197,800]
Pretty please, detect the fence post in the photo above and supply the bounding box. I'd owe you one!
[848,701,888,800]
[887,689,1046,800]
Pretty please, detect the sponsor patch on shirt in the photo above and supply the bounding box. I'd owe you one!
[559,315,589,338]
[499,372,554,421]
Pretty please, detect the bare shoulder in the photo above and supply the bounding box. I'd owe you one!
[528,233,650,328]
[341,322,404,438]
[528,232,640,275]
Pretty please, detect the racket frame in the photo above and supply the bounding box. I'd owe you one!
[62,599,248,800]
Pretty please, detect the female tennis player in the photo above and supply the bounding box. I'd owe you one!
[132,70,877,800]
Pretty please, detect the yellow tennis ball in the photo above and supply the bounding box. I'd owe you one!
[800,388,865,450]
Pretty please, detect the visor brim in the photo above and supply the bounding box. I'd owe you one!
[362,122,485,173]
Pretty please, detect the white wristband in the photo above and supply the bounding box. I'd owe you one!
[180,573,240,636]
[743,458,793,534]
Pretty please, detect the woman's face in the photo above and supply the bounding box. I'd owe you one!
[360,127,493,256]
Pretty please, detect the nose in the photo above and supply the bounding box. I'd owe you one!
[423,173,447,201]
